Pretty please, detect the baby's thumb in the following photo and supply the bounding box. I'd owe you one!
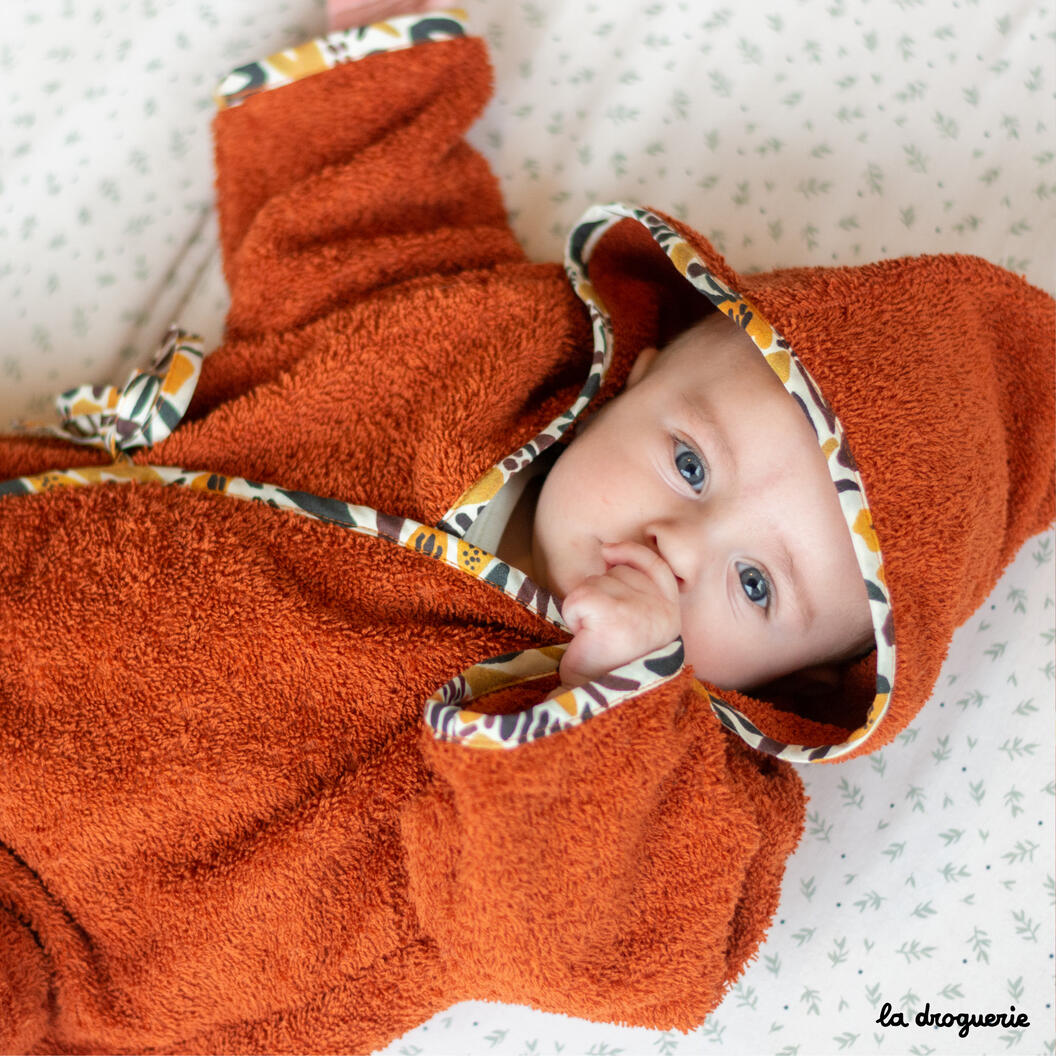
[557,634,598,689]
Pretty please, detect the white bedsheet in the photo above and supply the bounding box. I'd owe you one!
[1,2,1052,1053]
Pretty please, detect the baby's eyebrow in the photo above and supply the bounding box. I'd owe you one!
[678,392,733,477]
[773,535,814,633]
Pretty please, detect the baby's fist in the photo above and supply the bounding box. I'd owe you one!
[558,541,682,688]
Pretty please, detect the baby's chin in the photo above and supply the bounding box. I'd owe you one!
[685,648,852,698]
[680,638,778,695]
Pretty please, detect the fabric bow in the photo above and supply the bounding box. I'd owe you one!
[11,325,204,459]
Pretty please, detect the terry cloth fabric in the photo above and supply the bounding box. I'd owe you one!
[0,11,1052,1055]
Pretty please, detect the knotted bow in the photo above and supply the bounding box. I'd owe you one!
[12,326,204,459]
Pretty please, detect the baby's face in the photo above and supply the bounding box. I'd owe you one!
[531,312,873,691]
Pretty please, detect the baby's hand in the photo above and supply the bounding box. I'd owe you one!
[557,541,682,688]
[327,0,451,32]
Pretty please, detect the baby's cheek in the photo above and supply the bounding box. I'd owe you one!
[675,606,720,679]
[534,497,597,597]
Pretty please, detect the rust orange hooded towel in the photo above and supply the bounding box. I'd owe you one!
[0,13,1053,1055]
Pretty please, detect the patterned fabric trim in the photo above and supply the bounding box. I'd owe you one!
[214,9,469,110]
[0,459,566,629]
[9,326,203,459]
[424,639,686,749]
[558,202,896,764]
[438,321,608,537]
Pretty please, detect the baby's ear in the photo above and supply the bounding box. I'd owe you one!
[626,346,661,388]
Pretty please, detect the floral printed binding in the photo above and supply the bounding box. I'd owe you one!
[424,639,686,750]
[214,9,469,110]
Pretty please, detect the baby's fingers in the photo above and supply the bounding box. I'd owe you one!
[601,540,680,601]
[558,564,682,687]
[559,575,624,635]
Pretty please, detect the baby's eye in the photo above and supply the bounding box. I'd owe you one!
[737,562,771,610]
[673,440,707,493]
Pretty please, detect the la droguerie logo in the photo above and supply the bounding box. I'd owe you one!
[876,1000,1030,1040]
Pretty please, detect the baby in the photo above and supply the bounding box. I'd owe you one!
[0,2,1051,1054]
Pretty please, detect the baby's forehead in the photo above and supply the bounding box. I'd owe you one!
[644,314,820,455]
[653,311,770,391]
[666,310,756,358]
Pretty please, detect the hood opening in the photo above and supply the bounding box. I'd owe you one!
[566,204,892,762]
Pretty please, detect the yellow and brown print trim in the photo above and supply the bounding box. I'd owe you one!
[11,326,203,459]
[424,639,686,750]
[214,9,469,110]
[0,455,565,629]
[0,444,690,756]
